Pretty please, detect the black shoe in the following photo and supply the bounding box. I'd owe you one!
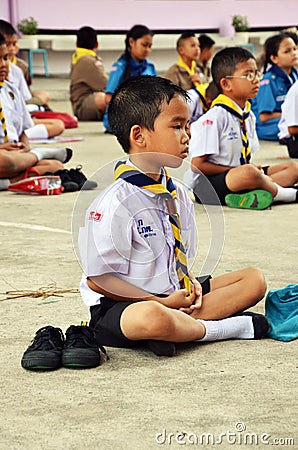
[147,340,176,357]
[68,165,97,191]
[233,312,269,339]
[53,169,79,192]
[62,325,101,368]
[21,326,64,370]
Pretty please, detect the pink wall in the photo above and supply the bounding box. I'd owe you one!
[2,0,298,32]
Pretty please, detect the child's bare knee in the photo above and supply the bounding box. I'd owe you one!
[139,302,175,338]
[56,119,65,134]
[247,266,267,298]
[288,159,298,175]
[242,164,263,185]
[0,156,18,178]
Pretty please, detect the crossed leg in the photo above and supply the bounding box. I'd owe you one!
[120,267,266,343]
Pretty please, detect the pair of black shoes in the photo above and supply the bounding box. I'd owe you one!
[21,325,106,370]
[47,165,97,193]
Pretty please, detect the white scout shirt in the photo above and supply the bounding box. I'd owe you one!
[184,101,260,189]
[0,80,34,144]
[187,88,204,124]
[8,63,32,102]
[79,164,197,307]
[278,80,298,139]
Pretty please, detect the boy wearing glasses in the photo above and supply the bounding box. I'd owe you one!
[184,47,298,209]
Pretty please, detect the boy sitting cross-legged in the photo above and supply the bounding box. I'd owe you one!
[77,75,269,357]
[184,47,298,209]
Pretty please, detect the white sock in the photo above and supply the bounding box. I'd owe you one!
[30,147,72,163]
[197,316,254,341]
[25,124,49,140]
[273,183,297,203]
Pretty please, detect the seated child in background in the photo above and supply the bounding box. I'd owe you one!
[0,33,95,193]
[0,19,50,107]
[70,26,108,121]
[197,34,215,83]
[278,79,298,157]
[0,21,66,140]
[163,32,201,90]
[7,58,65,140]
[184,47,298,209]
[251,33,298,141]
[187,81,219,124]
[78,75,269,358]
[103,24,156,132]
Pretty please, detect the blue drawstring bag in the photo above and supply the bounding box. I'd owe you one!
[265,284,298,341]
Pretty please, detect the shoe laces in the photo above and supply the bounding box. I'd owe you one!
[65,325,109,359]
[64,325,97,347]
[30,326,64,350]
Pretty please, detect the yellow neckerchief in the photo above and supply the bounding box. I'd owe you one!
[194,83,209,113]
[114,161,191,293]
[177,55,200,89]
[71,47,97,65]
[0,81,9,142]
[12,56,17,65]
[211,94,251,164]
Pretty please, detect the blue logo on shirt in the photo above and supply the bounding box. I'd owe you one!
[137,219,157,238]
[228,127,238,140]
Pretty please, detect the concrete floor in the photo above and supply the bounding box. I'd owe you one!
[0,78,297,450]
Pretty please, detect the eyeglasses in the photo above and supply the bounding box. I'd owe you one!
[225,71,263,82]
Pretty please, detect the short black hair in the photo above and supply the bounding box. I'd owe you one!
[0,32,6,46]
[198,34,215,50]
[0,20,17,36]
[108,75,189,153]
[176,32,197,50]
[211,47,255,91]
[76,26,97,49]
[206,81,219,101]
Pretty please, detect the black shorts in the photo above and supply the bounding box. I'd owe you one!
[89,275,212,348]
[194,167,270,205]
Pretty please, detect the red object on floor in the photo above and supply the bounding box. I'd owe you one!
[8,176,64,195]
[31,111,78,128]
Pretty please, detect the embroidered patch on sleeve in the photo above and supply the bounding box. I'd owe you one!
[202,119,213,126]
[88,211,103,222]
[260,79,270,86]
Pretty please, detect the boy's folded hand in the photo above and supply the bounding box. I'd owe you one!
[0,142,24,151]
[179,277,203,314]
[165,288,194,310]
